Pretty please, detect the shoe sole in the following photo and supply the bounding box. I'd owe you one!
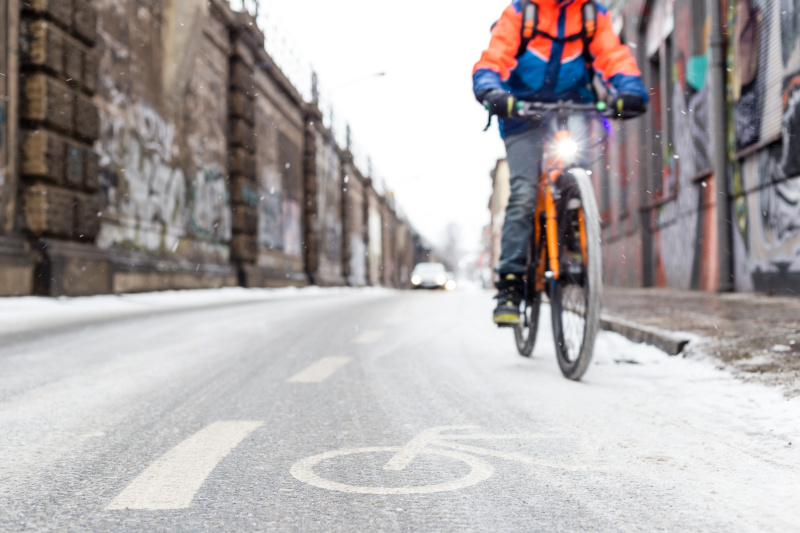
[493,314,521,327]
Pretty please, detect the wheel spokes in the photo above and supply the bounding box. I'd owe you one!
[557,280,589,363]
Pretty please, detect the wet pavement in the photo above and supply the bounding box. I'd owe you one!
[0,288,798,531]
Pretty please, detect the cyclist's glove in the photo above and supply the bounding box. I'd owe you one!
[482,90,519,119]
[612,94,647,120]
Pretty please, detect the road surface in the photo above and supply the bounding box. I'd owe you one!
[0,288,798,531]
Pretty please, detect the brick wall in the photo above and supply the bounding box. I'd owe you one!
[17,0,105,296]
[0,0,422,297]
[304,105,345,286]
[341,154,367,287]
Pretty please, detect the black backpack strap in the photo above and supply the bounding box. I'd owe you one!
[581,1,599,98]
[517,0,538,58]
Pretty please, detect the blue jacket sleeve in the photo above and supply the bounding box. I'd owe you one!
[473,69,504,102]
[607,73,649,103]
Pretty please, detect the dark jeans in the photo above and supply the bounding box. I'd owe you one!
[498,127,546,275]
[498,118,589,276]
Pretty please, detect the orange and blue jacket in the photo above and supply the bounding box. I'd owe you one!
[473,0,648,137]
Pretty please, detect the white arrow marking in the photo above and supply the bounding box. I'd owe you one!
[107,421,263,510]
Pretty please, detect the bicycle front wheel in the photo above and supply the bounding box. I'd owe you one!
[514,289,541,357]
[550,169,603,381]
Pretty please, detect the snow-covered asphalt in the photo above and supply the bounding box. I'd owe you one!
[0,288,797,531]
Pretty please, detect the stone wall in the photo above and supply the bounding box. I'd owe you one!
[341,154,367,287]
[366,184,383,287]
[93,0,236,294]
[18,0,104,296]
[1,0,32,296]
[0,0,421,296]
[304,105,345,286]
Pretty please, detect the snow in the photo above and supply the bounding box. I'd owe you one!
[578,329,800,530]
[770,344,792,353]
[0,286,391,336]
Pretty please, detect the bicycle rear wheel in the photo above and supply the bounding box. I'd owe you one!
[550,169,603,381]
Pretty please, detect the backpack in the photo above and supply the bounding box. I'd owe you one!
[516,0,599,95]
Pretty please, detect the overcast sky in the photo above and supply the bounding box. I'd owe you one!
[254,0,510,251]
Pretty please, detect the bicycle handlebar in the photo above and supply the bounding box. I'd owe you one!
[516,100,612,119]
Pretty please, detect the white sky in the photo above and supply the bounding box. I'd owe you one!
[255,0,510,251]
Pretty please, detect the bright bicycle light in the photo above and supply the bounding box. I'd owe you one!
[556,138,579,158]
[411,276,422,285]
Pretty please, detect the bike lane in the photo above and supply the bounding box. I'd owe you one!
[2,289,798,531]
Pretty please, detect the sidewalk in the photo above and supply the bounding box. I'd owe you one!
[601,287,800,396]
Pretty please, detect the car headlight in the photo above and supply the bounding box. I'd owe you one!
[556,138,579,159]
[411,276,422,285]
[436,275,447,286]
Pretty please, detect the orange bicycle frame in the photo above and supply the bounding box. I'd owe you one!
[532,128,587,292]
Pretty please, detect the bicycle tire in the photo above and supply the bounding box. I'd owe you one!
[550,169,603,381]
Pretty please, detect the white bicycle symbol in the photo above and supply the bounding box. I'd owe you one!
[290,426,579,495]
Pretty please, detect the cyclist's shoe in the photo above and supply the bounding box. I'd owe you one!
[493,274,523,327]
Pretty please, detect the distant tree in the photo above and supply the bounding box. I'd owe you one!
[440,222,462,273]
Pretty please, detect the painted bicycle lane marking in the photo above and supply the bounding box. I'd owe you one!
[290,425,583,495]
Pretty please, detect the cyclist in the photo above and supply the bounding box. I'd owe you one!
[474,0,649,326]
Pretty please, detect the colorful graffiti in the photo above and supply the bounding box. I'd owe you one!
[731,0,765,150]
[730,0,800,294]
[651,0,718,291]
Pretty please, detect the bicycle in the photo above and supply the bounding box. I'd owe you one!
[289,426,578,495]
[501,101,611,381]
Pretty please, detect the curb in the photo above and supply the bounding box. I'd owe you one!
[600,314,691,356]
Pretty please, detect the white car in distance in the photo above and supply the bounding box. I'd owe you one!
[411,262,451,290]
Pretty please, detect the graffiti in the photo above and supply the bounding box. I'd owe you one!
[97,95,186,252]
[781,0,800,66]
[781,78,800,177]
[97,97,189,253]
[258,192,283,250]
[325,210,341,263]
[762,176,800,241]
[368,206,383,285]
[647,0,716,290]
[190,168,232,242]
[0,105,6,149]
[316,141,342,265]
[732,0,765,150]
[733,142,800,294]
[0,105,4,187]
[348,234,366,286]
[282,199,302,257]
[96,76,232,254]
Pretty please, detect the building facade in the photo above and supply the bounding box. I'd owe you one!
[0,0,419,296]
[488,0,800,296]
